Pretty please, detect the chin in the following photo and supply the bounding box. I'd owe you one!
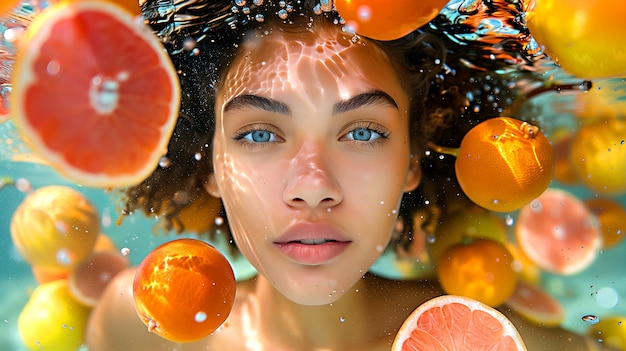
[272,266,364,306]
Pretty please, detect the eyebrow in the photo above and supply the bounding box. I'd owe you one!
[332,90,398,115]
[223,90,398,116]
[224,94,291,115]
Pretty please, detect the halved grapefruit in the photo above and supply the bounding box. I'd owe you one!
[11,1,180,187]
[392,295,527,350]
[515,188,602,275]
[505,280,564,327]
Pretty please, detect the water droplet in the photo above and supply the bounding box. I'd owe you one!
[56,248,73,266]
[159,156,171,168]
[505,215,514,226]
[194,311,207,323]
[234,0,246,6]
[120,247,131,256]
[339,316,346,322]
[46,60,61,76]
[357,5,371,21]
[215,216,224,226]
[530,199,542,212]
[15,177,31,192]
[277,9,288,19]
[89,76,119,114]
[194,152,202,161]
[255,14,265,22]
[376,245,383,253]
[426,234,436,244]
[582,315,600,324]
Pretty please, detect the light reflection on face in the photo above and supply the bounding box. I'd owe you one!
[209,23,421,305]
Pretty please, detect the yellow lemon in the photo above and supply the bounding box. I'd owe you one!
[18,280,91,351]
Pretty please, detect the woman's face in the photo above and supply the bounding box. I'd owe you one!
[209,23,420,305]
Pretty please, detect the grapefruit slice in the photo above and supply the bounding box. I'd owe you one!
[393,295,527,351]
[505,280,564,327]
[11,1,180,187]
[515,188,602,275]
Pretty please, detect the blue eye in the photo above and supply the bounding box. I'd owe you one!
[247,130,274,142]
[234,128,280,145]
[346,127,384,142]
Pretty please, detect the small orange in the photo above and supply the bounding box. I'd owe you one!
[334,0,448,40]
[133,238,236,342]
[428,206,507,264]
[569,120,626,195]
[10,185,100,269]
[454,117,554,212]
[437,238,518,307]
[0,0,20,15]
[11,1,180,187]
[585,198,626,249]
[392,295,527,350]
[172,191,223,234]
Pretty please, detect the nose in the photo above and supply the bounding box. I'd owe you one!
[283,141,342,210]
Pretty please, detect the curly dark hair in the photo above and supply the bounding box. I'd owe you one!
[122,0,543,259]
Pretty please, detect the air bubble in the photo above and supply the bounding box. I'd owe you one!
[56,248,73,266]
[194,152,202,160]
[121,247,131,256]
[339,316,346,322]
[194,311,207,323]
[357,5,371,21]
[215,216,224,226]
[582,315,600,325]
[255,14,265,22]
[46,61,61,76]
[159,156,172,168]
[277,9,288,19]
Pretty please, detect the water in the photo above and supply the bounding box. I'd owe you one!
[1,0,626,350]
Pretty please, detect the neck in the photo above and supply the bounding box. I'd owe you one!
[244,274,395,351]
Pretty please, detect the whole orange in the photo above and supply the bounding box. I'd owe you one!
[133,239,236,342]
[455,117,554,212]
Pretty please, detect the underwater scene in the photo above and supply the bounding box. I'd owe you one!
[1,0,626,350]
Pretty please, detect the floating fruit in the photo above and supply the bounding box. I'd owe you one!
[586,315,626,350]
[428,206,507,264]
[392,295,527,350]
[505,280,564,327]
[569,120,626,195]
[437,238,518,307]
[11,185,100,269]
[133,238,236,342]
[334,0,448,40]
[18,280,91,351]
[585,198,626,249]
[0,0,20,15]
[11,0,180,187]
[515,188,602,275]
[433,117,554,212]
[31,265,70,284]
[68,249,129,306]
[51,0,142,16]
[525,0,626,79]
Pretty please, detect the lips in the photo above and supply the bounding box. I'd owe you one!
[274,222,352,265]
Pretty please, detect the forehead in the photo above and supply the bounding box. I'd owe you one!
[220,24,406,107]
